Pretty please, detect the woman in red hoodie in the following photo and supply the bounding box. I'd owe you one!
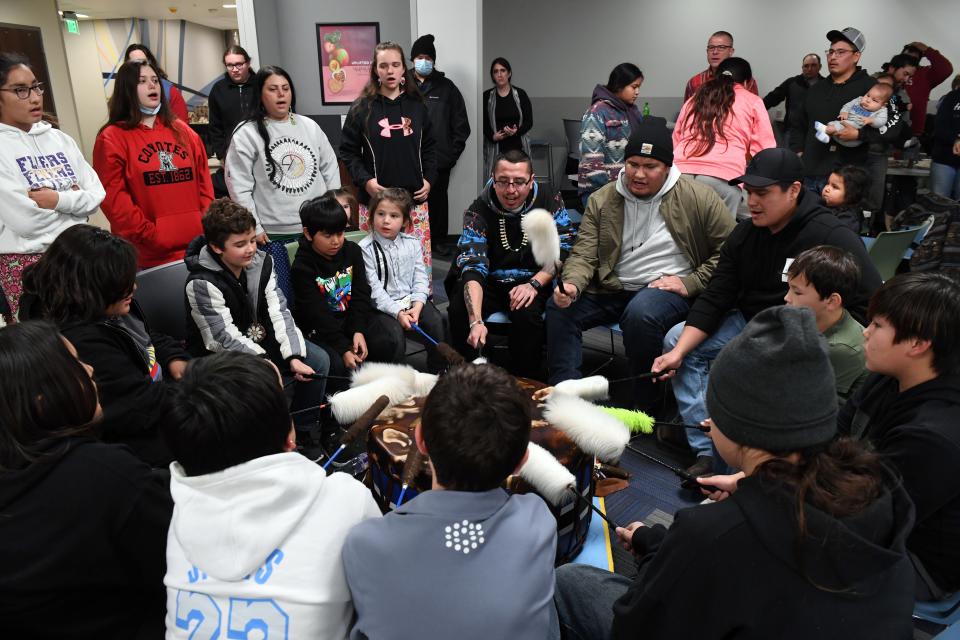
[94,60,212,268]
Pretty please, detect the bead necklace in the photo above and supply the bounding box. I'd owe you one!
[499,216,528,252]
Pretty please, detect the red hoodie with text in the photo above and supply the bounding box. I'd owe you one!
[94,119,212,268]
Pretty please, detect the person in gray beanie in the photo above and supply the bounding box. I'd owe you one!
[553,304,916,639]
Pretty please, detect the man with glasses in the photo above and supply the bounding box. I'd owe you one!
[548,122,734,413]
[447,150,574,378]
[764,54,824,148]
[790,27,899,195]
[683,31,758,102]
[207,45,257,196]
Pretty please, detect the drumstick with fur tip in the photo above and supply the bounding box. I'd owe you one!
[323,395,390,470]
[625,444,720,492]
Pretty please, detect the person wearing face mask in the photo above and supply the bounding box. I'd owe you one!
[124,44,189,122]
[93,60,212,269]
[410,34,470,258]
[578,63,649,205]
[0,52,105,321]
[225,66,340,246]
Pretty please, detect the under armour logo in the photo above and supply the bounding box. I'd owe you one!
[378,117,414,138]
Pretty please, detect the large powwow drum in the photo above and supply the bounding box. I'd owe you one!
[366,377,594,565]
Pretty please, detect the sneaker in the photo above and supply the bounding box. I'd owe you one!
[681,455,715,490]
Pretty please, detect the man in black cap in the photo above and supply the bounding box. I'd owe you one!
[410,34,471,257]
[653,147,881,478]
[547,121,734,412]
[789,27,900,194]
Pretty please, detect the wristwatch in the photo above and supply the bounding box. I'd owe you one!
[528,278,542,291]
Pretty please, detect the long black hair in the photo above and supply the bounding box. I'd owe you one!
[679,57,752,157]
[489,57,512,83]
[230,65,297,183]
[21,224,138,324]
[0,321,100,470]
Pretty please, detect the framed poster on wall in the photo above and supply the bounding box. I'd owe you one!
[316,22,380,105]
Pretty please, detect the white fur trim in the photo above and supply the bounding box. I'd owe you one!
[521,208,561,268]
[412,372,439,397]
[471,357,488,365]
[330,376,412,424]
[543,393,629,462]
[517,442,576,506]
[553,376,610,401]
[350,362,417,388]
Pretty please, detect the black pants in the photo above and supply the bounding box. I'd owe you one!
[427,168,453,243]
[448,280,549,380]
[366,303,448,373]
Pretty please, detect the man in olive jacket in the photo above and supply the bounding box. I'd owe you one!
[547,122,734,411]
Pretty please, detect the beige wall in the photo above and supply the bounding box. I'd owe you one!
[61,23,108,160]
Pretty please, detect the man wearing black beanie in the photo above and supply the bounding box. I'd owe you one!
[548,121,735,412]
[410,34,470,257]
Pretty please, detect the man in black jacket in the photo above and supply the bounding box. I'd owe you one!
[839,272,960,600]
[764,53,823,148]
[208,45,257,196]
[653,148,881,477]
[410,34,471,256]
[789,27,903,194]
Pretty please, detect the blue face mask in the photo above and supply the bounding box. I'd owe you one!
[139,102,161,116]
[414,59,434,76]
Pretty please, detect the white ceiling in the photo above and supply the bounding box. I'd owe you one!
[57,0,238,31]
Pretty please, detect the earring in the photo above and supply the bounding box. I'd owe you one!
[400,76,406,87]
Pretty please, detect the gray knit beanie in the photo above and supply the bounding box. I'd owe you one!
[706,306,837,451]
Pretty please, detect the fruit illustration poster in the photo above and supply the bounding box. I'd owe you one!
[317,22,380,105]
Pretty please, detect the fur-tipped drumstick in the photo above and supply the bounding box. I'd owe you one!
[396,447,426,507]
[625,444,719,493]
[289,402,328,418]
[651,421,711,433]
[323,395,390,470]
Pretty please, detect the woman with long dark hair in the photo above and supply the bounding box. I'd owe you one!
[0,52,104,321]
[673,57,775,216]
[555,306,914,639]
[482,57,533,176]
[20,224,190,467]
[340,41,437,279]
[124,43,189,121]
[577,62,645,203]
[93,60,212,268]
[225,65,340,245]
[0,320,172,637]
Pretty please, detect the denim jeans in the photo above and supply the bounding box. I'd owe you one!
[663,310,746,457]
[546,288,691,410]
[931,162,960,200]
[284,339,331,427]
[554,564,630,640]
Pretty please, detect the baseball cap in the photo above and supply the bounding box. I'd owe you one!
[728,148,804,187]
[826,27,866,53]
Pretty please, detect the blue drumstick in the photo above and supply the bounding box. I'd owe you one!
[410,322,439,346]
[322,445,345,470]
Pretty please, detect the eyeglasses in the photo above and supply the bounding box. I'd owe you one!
[493,178,531,189]
[825,48,855,58]
[0,82,45,100]
[706,45,732,53]
[225,62,247,70]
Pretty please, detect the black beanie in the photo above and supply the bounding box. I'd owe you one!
[411,34,436,61]
[623,120,673,166]
[706,306,837,452]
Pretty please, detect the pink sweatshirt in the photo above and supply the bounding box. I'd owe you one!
[673,84,776,181]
